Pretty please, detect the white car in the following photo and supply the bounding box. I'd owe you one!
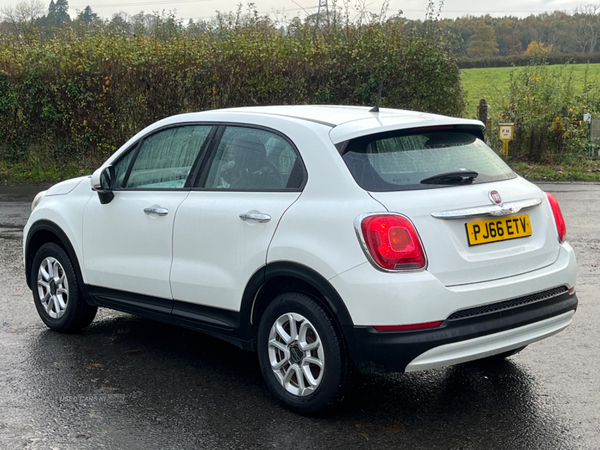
[24,105,577,414]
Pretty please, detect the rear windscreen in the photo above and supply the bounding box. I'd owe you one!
[341,130,515,191]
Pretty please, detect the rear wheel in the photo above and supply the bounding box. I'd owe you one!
[32,242,97,332]
[257,292,351,414]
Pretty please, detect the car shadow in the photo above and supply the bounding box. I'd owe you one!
[21,312,574,449]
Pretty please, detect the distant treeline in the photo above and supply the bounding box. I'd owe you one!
[4,1,600,60]
[417,7,600,58]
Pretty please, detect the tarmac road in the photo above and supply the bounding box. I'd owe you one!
[0,182,598,449]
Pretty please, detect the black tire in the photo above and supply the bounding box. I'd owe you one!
[31,242,97,332]
[257,292,351,415]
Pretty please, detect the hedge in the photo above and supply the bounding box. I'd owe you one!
[0,23,465,166]
[458,52,600,69]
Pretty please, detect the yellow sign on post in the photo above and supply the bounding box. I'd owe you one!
[498,123,514,158]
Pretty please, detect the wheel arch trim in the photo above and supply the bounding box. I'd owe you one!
[25,220,89,301]
[240,261,357,350]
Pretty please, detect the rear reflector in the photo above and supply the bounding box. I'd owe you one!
[545,192,567,242]
[374,321,443,331]
[358,214,426,271]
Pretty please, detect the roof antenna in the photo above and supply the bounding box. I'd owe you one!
[370,74,385,113]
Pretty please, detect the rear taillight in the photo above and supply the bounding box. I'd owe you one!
[545,193,566,242]
[356,214,426,271]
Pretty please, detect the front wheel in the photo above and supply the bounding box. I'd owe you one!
[257,293,351,415]
[31,242,97,332]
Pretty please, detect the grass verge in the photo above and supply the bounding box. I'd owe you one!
[510,160,600,182]
[1,162,93,185]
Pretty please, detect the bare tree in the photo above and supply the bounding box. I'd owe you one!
[0,0,45,36]
[573,4,600,54]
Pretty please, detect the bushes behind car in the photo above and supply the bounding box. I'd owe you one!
[0,17,465,168]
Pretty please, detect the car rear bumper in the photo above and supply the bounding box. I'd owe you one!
[330,241,577,327]
[349,289,577,373]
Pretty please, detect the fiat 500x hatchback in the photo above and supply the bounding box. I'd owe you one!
[24,105,578,414]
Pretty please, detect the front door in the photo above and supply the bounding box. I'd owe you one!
[82,125,213,304]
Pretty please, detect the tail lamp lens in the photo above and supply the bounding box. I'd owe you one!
[545,193,566,242]
[360,214,426,270]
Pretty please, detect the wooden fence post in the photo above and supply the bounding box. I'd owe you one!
[477,99,488,142]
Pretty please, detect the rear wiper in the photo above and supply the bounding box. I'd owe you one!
[420,170,479,185]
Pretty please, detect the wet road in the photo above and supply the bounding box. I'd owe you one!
[1,182,598,449]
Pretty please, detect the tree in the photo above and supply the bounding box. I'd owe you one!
[524,41,553,54]
[574,4,600,54]
[502,32,524,55]
[77,5,98,25]
[186,18,208,36]
[108,12,132,34]
[539,12,572,52]
[0,0,44,36]
[47,0,69,26]
[467,22,499,58]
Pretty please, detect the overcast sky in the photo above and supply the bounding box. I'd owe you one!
[0,0,594,23]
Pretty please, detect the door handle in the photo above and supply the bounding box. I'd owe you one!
[144,206,169,216]
[239,213,271,223]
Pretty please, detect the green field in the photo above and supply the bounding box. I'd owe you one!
[461,63,600,118]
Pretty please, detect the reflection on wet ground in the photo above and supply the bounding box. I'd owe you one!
[5,315,571,449]
[1,183,598,449]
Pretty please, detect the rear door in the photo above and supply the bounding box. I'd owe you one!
[342,129,560,286]
[170,125,306,321]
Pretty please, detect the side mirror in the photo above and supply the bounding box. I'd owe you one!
[92,165,116,204]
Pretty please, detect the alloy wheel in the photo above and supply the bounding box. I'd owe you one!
[267,312,325,396]
[37,256,69,319]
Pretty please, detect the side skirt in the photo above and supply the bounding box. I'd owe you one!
[87,285,253,351]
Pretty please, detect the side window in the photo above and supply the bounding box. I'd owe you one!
[123,126,211,189]
[113,148,135,188]
[204,127,304,190]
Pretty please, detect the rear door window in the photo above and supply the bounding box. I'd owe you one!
[202,126,305,190]
[342,130,515,191]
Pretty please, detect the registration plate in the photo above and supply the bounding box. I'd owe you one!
[465,214,532,246]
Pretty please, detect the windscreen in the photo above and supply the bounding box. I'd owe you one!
[341,130,515,191]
